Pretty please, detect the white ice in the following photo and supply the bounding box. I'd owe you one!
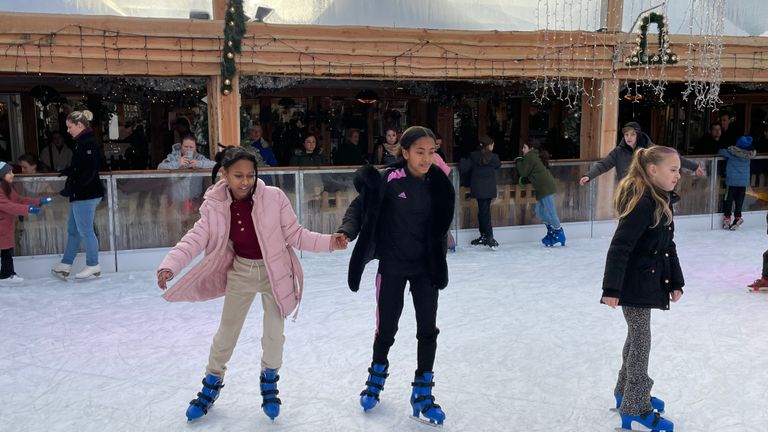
[2,223,768,432]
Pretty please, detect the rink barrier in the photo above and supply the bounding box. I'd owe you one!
[10,155,768,275]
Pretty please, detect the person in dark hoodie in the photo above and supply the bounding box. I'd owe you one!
[289,134,327,166]
[51,110,105,280]
[459,135,502,248]
[600,145,684,432]
[579,122,704,186]
[337,126,454,426]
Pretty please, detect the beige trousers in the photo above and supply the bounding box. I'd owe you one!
[205,256,285,377]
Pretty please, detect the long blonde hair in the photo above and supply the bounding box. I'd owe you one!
[614,146,678,228]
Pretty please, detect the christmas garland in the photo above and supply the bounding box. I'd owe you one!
[624,12,679,66]
[221,0,246,95]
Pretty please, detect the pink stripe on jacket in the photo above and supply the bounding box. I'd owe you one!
[158,179,333,318]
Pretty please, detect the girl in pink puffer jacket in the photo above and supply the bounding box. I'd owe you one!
[157,147,348,422]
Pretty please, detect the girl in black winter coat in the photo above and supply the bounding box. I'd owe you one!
[459,135,501,248]
[337,126,454,426]
[600,146,684,432]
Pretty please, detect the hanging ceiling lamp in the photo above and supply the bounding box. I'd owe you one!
[355,89,379,104]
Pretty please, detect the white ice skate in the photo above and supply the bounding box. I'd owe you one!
[75,265,101,279]
[0,275,24,285]
[51,263,72,279]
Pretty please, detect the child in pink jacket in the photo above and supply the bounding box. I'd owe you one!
[157,147,347,422]
[0,161,50,285]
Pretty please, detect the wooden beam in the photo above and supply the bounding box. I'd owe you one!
[207,74,241,150]
[595,78,620,219]
[212,0,228,21]
[603,0,624,32]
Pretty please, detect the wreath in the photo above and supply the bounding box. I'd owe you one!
[624,12,679,66]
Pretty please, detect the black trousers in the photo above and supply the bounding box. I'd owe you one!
[0,248,14,279]
[476,198,493,238]
[372,270,440,374]
[723,186,746,218]
[762,249,768,279]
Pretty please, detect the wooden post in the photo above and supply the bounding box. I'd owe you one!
[207,74,241,157]
[596,77,620,219]
[579,79,600,159]
[212,0,228,20]
[602,0,624,32]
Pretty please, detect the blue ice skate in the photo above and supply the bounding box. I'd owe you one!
[360,362,389,411]
[260,368,281,420]
[542,225,556,247]
[186,374,224,421]
[614,393,665,413]
[551,228,566,246]
[410,372,445,426]
[620,410,673,431]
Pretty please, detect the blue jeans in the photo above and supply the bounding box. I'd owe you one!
[535,194,561,229]
[62,198,101,266]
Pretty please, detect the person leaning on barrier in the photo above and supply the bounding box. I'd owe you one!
[158,134,215,170]
[579,122,704,186]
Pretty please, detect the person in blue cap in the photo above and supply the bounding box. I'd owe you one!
[719,135,756,230]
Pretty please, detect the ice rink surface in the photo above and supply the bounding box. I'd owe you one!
[2,223,768,432]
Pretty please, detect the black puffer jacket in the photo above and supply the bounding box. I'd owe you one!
[337,163,455,292]
[460,150,501,199]
[60,129,104,202]
[601,191,684,310]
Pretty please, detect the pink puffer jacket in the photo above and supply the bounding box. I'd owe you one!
[158,179,333,318]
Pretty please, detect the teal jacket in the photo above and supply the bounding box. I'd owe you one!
[515,149,557,200]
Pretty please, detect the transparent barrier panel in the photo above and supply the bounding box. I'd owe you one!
[113,172,297,250]
[299,170,357,234]
[458,162,593,229]
[716,156,768,213]
[675,158,714,216]
[14,177,110,256]
[113,173,212,250]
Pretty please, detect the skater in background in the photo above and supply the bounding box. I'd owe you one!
[747,213,768,292]
[0,161,51,285]
[156,147,347,422]
[459,135,501,249]
[600,146,683,432]
[579,121,704,186]
[51,110,105,280]
[337,126,454,426]
[515,139,565,246]
[718,135,756,230]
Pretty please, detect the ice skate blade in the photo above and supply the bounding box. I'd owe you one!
[52,270,69,279]
[615,428,669,432]
[410,415,444,428]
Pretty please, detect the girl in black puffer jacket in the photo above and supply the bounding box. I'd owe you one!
[600,145,684,432]
[459,135,501,248]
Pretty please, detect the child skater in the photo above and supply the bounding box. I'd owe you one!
[747,212,768,292]
[718,135,756,230]
[0,161,51,285]
[459,135,501,248]
[156,147,348,422]
[515,140,565,246]
[600,146,684,432]
[337,126,455,426]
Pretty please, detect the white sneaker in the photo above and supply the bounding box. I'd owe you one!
[75,265,101,279]
[52,263,72,277]
[0,275,24,285]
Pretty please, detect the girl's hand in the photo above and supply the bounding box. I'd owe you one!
[670,290,683,302]
[579,176,590,186]
[331,233,349,251]
[601,296,619,308]
[695,166,705,177]
[157,270,174,289]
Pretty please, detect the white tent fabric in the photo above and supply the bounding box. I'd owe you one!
[0,0,765,36]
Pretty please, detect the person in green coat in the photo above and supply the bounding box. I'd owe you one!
[516,140,565,246]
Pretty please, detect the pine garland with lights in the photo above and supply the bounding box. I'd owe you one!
[221,0,246,95]
[624,13,679,66]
